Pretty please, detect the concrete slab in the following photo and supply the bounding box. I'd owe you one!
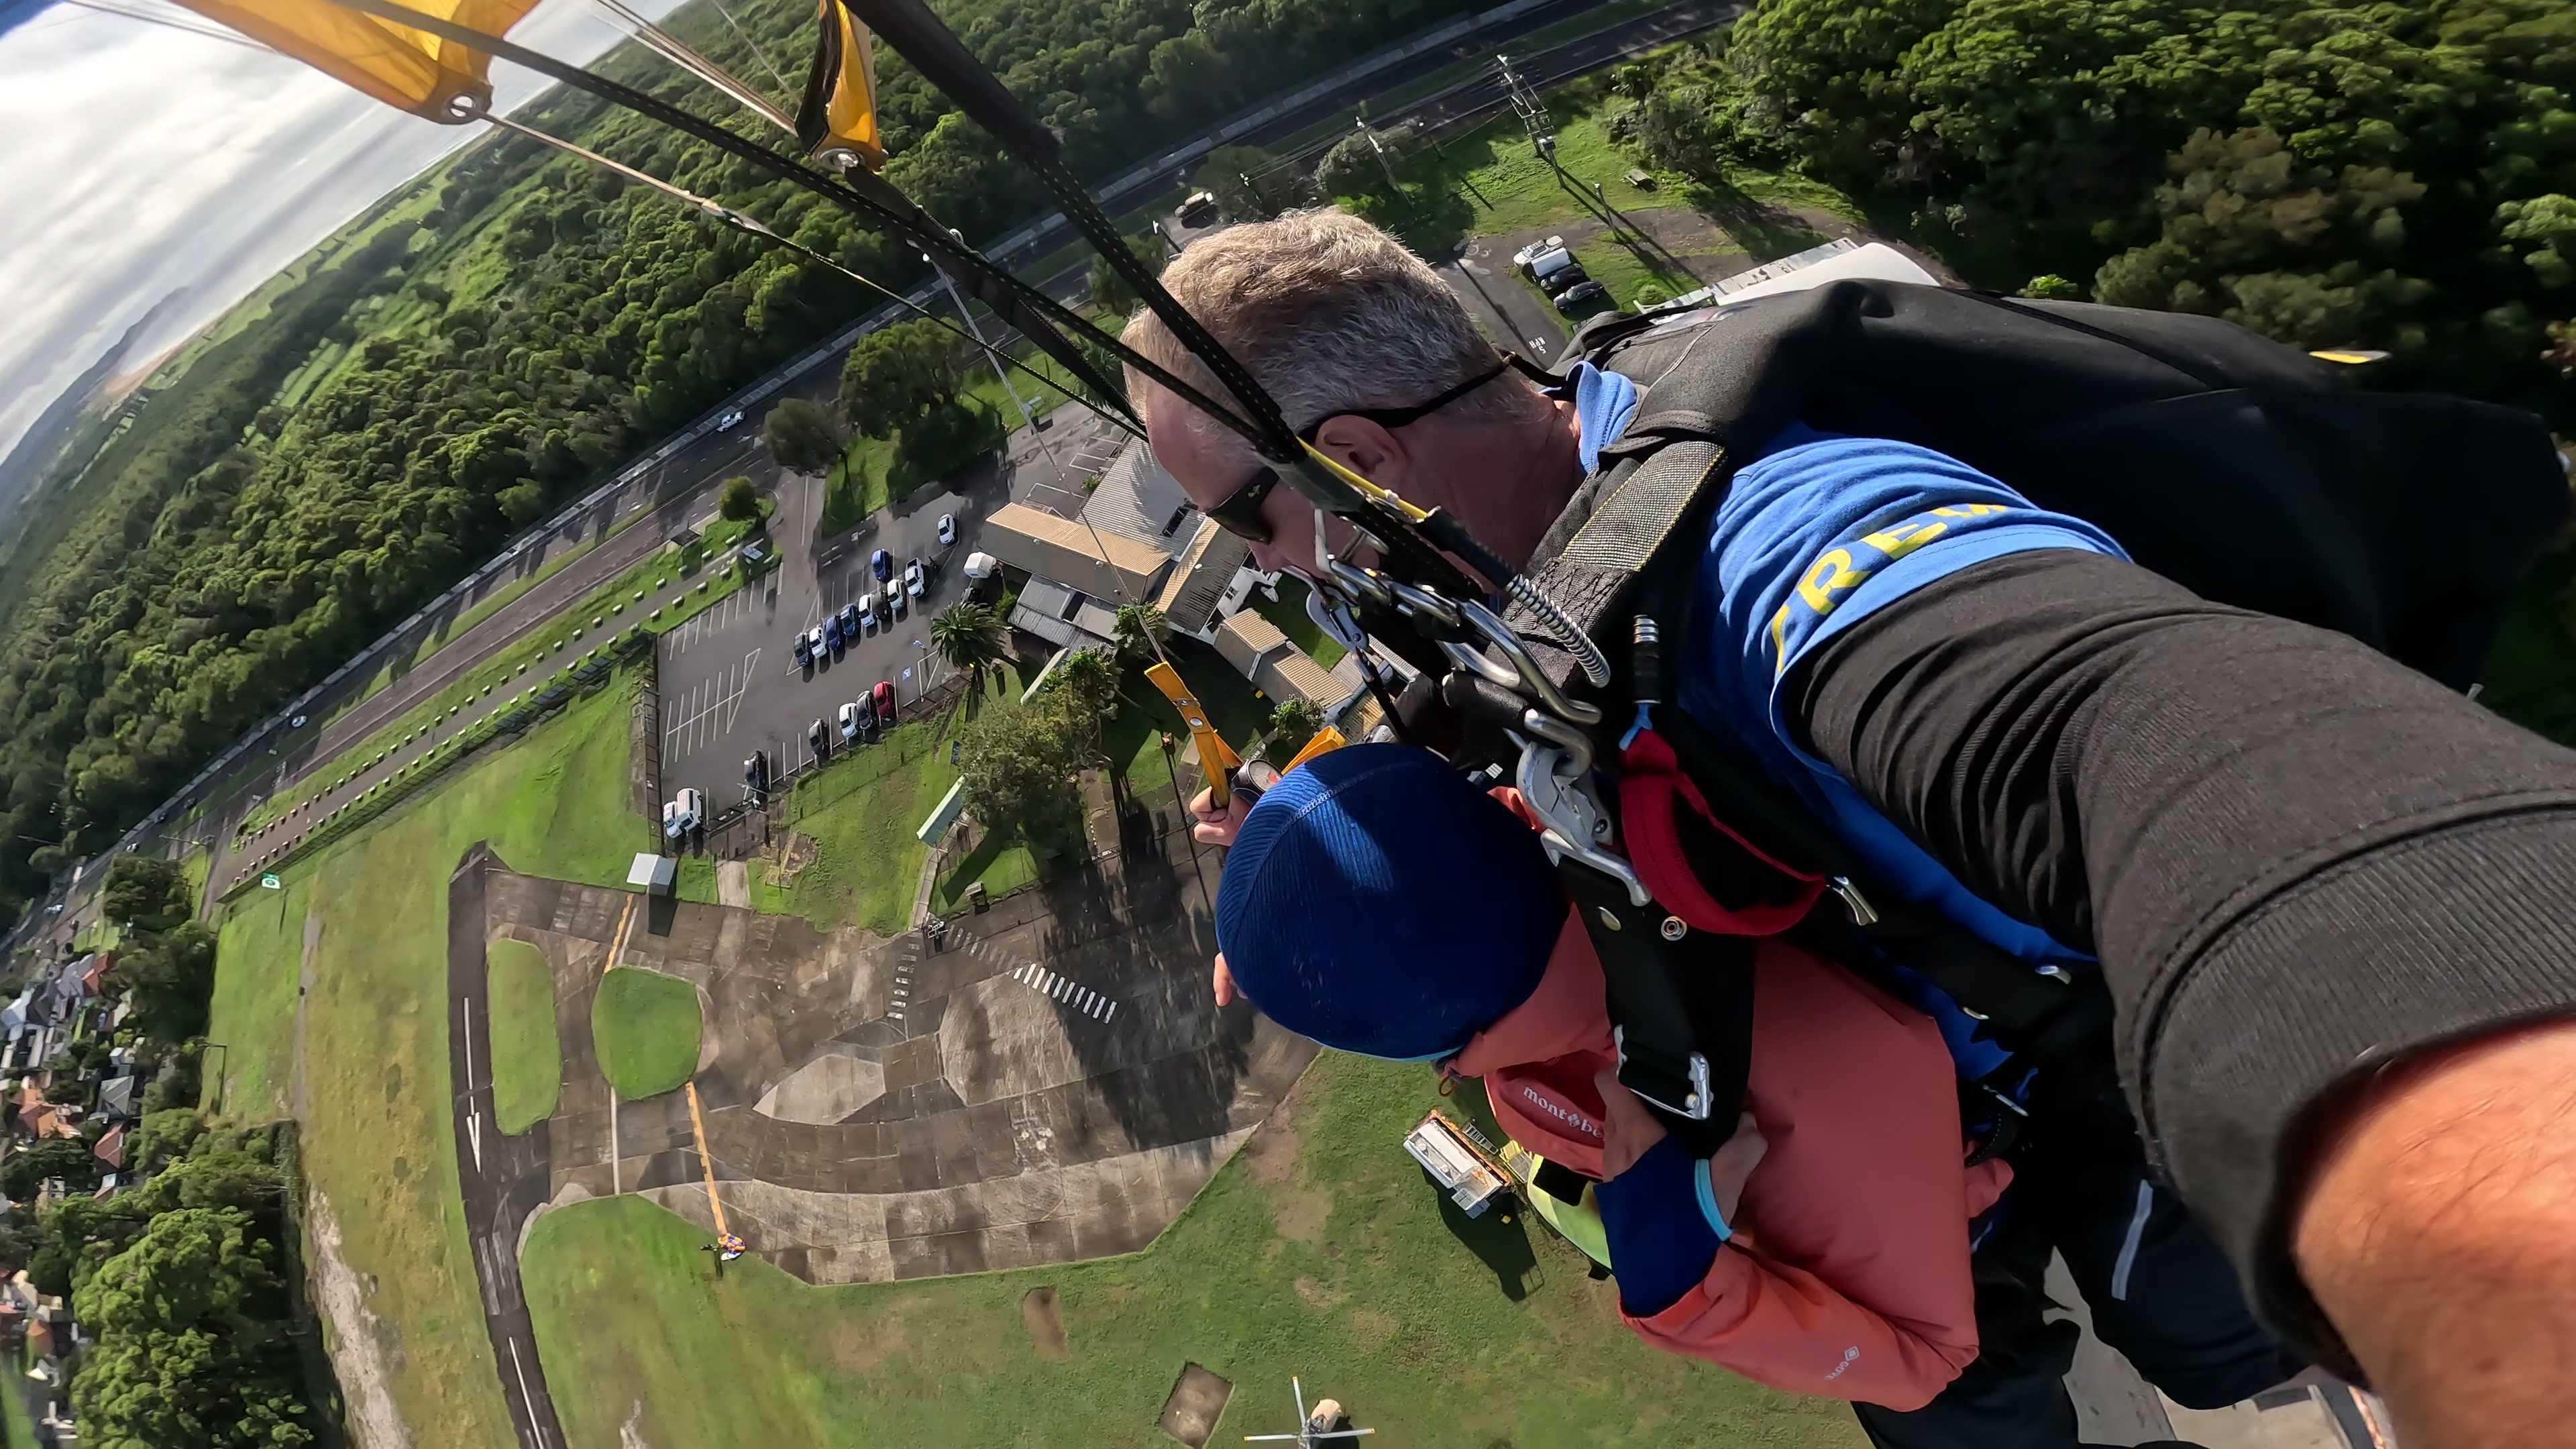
[476,820,1312,1289]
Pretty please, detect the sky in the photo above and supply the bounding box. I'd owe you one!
[0,0,683,466]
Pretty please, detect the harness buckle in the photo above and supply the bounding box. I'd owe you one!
[1613,1025,1713,1121]
[1827,875,1879,928]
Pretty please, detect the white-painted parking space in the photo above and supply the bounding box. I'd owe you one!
[661,649,761,763]
[1010,961,1117,1022]
[666,588,759,655]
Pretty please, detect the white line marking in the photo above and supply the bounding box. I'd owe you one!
[462,996,476,1089]
[508,1339,548,1449]
[466,1111,484,1171]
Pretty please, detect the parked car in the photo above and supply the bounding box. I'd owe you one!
[1512,235,1566,272]
[839,602,862,638]
[857,590,879,631]
[808,717,830,757]
[1623,168,1657,190]
[744,750,769,792]
[1177,190,1218,225]
[716,408,745,431]
[838,702,863,742]
[872,680,897,729]
[886,584,908,621]
[904,559,927,600]
[870,548,894,582]
[740,541,771,571]
[1533,251,1589,295]
[807,625,826,661]
[663,788,704,840]
[936,513,957,547]
[1554,279,1609,313]
[792,630,811,667]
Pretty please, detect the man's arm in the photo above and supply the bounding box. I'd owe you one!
[1785,547,2576,1439]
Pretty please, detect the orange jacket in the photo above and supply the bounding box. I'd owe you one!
[1456,910,2010,1409]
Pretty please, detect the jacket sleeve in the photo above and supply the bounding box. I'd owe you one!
[1599,1135,1974,1409]
[1786,547,2576,1376]
[1621,1221,1977,1409]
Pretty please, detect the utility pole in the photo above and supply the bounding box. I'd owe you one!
[1497,53,1555,166]
[1354,117,1406,197]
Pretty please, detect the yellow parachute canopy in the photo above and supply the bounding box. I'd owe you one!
[170,0,535,121]
[802,0,884,171]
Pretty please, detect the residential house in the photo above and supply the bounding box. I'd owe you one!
[1212,612,1364,713]
[95,1074,136,1124]
[91,1125,123,1174]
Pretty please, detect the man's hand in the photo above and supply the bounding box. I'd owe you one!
[1594,1069,1767,1220]
[2292,1017,2576,1448]
[1190,787,1250,847]
[1212,953,1237,1008]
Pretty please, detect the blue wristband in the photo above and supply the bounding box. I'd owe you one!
[1595,1135,1725,1316]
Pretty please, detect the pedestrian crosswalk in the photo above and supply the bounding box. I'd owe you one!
[1011,962,1118,1022]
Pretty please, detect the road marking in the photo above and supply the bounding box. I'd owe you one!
[466,1110,484,1173]
[508,1339,549,1449]
[684,1081,729,1237]
[462,995,477,1089]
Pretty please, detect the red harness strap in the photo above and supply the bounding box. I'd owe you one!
[1618,723,1825,936]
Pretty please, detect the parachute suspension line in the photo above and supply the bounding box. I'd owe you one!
[315,0,1247,449]
[705,0,796,97]
[581,0,796,134]
[476,108,1140,440]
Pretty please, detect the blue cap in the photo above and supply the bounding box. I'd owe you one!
[1214,744,1565,1059]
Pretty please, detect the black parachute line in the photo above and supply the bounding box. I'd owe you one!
[310,0,1255,444]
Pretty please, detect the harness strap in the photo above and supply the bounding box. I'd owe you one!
[1619,723,1825,936]
[1558,861,1751,1159]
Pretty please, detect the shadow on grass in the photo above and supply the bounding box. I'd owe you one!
[1676,178,1831,263]
[1556,170,1707,290]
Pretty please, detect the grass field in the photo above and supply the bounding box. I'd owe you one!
[762,720,959,935]
[207,872,311,1120]
[178,845,212,913]
[1,1383,36,1449]
[486,937,561,1134]
[241,543,742,835]
[591,968,702,1099]
[521,1050,1862,1449]
[1247,576,1348,670]
[203,665,647,1449]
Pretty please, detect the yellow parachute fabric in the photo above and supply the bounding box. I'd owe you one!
[168,0,536,120]
[806,0,884,170]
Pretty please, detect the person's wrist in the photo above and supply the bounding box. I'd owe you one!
[1597,1135,1723,1316]
[2294,1019,2576,1447]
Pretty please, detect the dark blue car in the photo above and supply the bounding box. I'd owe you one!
[823,615,843,653]
[871,548,894,583]
[839,602,863,637]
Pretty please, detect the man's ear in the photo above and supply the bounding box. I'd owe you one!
[1308,415,1407,491]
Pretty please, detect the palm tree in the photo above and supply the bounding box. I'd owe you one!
[1112,602,1168,666]
[930,602,1007,696]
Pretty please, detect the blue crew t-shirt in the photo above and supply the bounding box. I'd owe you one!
[1564,360,2124,1073]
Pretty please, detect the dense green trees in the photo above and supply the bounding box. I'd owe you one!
[1088,235,1167,313]
[112,922,219,1044]
[954,690,1091,853]
[1617,0,2573,427]
[761,397,845,473]
[0,0,1521,921]
[718,476,761,521]
[1112,603,1169,666]
[101,855,191,932]
[840,318,966,439]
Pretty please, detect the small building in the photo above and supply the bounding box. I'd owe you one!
[96,1074,136,1123]
[91,1124,123,1172]
[1212,612,1363,712]
[981,502,1171,604]
[627,854,676,897]
[1008,576,1123,650]
[1403,1109,1512,1219]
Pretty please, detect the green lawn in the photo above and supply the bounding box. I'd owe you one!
[486,938,562,1134]
[521,1051,1862,1449]
[761,720,957,935]
[243,543,743,835]
[1569,233,1702,311]
[0,1383,37,1449]
[178,845,212,913]
[1248,577,1348,670]
[207,873,311,1121]
[591,968,702,1100]
[202,666,647,1449]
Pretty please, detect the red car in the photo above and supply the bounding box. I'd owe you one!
[871,680,897,729]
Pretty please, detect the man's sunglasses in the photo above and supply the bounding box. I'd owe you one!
[1206,354,1532,545]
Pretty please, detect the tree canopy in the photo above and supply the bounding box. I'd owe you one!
[0,0,1513,922]
[840,318,966,439]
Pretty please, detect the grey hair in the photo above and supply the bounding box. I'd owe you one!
[1120,209,1544,464]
